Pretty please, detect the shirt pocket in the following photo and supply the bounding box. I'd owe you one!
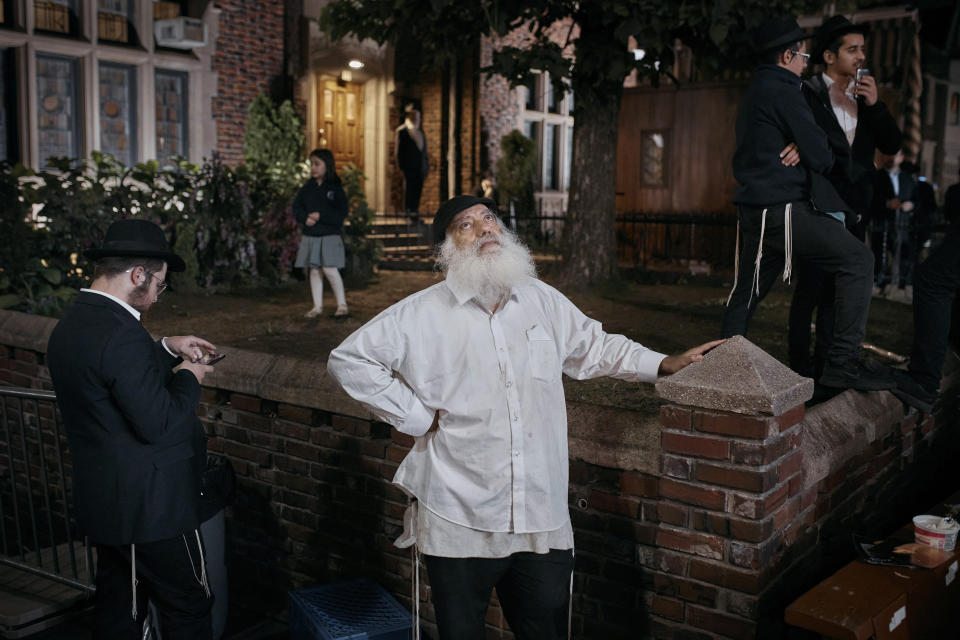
[526,325,558,382]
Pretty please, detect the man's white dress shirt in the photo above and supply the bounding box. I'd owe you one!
[328,277,666,555]
[822,73,858,147]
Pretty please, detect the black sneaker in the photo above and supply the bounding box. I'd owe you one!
[819,359,896,391]
[891,369,937,413]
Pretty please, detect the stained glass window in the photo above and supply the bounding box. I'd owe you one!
[155,68,188,165]
[99,62,136,165]
[37,53,82,166]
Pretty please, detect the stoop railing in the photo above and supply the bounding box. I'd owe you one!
[0,385,94,638]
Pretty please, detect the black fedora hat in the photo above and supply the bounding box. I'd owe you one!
[813,15,868,64]
[752,16,806,54]
[85,218,186,272]
[432,195,498,244]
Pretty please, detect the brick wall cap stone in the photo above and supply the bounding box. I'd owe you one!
[655,335,813,416]
[0,310,58,353]
[801,388,901,486]
[567,402,660,474]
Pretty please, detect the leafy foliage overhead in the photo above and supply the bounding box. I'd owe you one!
[321,0,824,105]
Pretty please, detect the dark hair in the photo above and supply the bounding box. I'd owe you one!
[824,31,864,63]
[92,256,165,280]
[309,148,341,184]
[765,41,802,65]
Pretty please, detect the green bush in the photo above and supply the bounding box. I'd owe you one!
[340,163,383,286]
[496,130,538,244]
[0,95,382,315]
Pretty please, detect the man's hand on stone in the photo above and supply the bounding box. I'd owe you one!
[658,339,726,375]
[166,335,216,363]
[779,143,800,167]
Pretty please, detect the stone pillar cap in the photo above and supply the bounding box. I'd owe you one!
[655,335,813,416]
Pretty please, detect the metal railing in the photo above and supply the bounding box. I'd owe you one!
[0,386,95,593]
[506,211,738,273]
[368,209,741,273]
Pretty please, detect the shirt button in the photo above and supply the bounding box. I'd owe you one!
[513,415,519,422]
[513,450,519,457]
[505,380,513,388]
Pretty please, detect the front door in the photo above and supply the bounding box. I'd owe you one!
[316,75,363,171]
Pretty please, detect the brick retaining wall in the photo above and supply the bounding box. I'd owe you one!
[1,310,958,638]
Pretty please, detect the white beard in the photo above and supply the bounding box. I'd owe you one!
[438,227,536,308]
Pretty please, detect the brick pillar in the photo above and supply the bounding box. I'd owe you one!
[645,336,814,639]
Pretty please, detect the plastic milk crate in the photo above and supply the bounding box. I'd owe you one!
[288,578,412,640]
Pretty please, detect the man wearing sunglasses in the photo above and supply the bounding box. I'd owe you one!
[47,219,217,639]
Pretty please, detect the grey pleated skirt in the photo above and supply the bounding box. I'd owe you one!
[295,234,345,269]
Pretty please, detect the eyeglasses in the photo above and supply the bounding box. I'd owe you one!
[146,272,168,295]
[125,267,167,294]
[789,50,811,63]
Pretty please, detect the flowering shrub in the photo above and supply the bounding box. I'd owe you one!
[0,96,382,315]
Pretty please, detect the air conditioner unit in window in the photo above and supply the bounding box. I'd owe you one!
[154,17,207,49]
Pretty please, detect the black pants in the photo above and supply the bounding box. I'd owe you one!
[721,201,874,364]
[788,261,834,377]
[871,220,892,287]
[908,230,960,391]
[424,549,574,640]
[403,170,424,214]
[94,533,212,640]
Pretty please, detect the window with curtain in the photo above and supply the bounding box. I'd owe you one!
[641,130,668,187]
[98,0,134,44]
[34,0,80,37]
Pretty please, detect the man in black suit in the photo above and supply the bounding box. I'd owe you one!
[871,150,917,293]
[787,15,902,378]
[721,15,889,392]
[47,219,216,640]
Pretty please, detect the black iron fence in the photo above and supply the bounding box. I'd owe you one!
[508,211,739,274]
[0,386,94,594]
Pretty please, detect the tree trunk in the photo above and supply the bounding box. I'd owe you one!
[561,92,622,287]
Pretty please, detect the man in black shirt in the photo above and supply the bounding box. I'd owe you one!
[721,15,891,392]
[788,16,902,377]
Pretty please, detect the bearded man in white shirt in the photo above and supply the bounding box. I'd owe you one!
[328,195,721,640]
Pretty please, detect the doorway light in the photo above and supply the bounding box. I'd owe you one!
[347,59,364,69]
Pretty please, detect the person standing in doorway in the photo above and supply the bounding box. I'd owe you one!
[394,103,429,219]
[293,148,350,318]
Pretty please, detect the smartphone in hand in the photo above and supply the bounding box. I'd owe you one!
[202,353,226,366]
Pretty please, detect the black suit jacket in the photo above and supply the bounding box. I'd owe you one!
[871,169,916,229]
[803,74,902,228]
[47,291,204,545]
